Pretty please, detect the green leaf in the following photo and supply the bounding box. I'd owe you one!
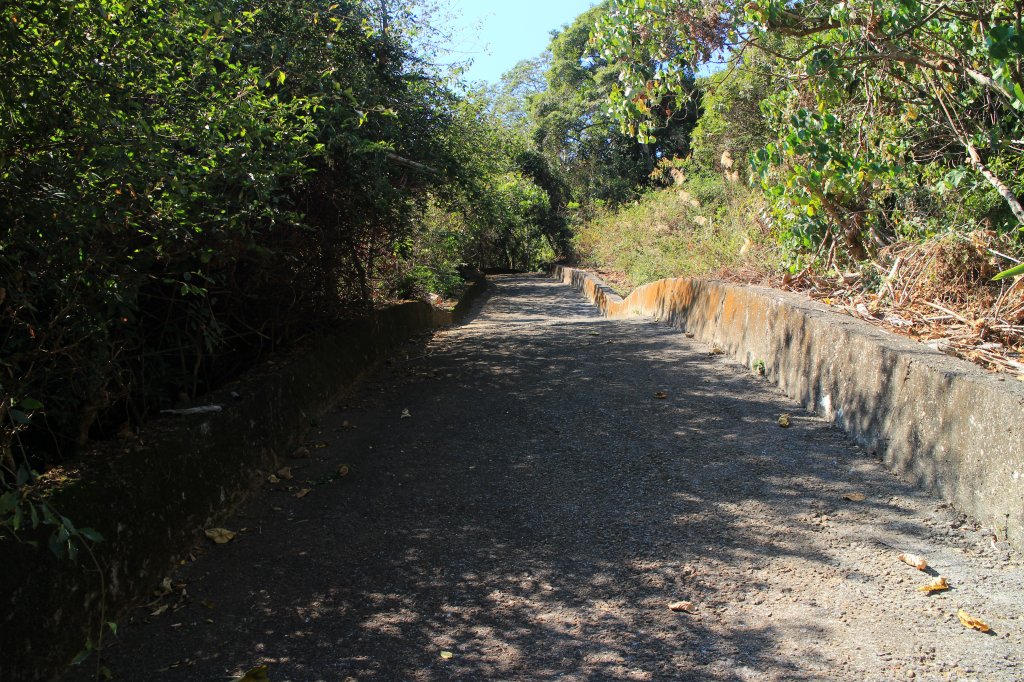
[70,647,93,666]
[992,262,1024,281]
[79,527,105,543]
[19,398,44,410]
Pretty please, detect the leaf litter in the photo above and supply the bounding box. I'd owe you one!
[957,609,991,633]
[232,665,270,682]
[917,576,950,593]
[898,553,929,571]
[204,528,236,544]
[773,231,1024,377]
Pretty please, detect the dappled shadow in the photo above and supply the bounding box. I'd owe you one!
[74,275,1024,682]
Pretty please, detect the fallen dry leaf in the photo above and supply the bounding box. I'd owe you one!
[276,467,293,480]
[710,346,724,355]
[401,409,411,419]
[204,528,236,544]
[898,552,928,571]
[266,475,280,484]
[917,576,950,593]
[337,464,350,477]
[150,604,169,617]
[440,651,454,660]
[842,492,866,502]
[668,601,695,613]
[957,609,991,632]
[778,414,791,428]
[654,391,668,399]
[231,666,270,682]
[295,488,311,499]
[291,446,310,459]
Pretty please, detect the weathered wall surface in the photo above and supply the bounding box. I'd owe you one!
[552,265,1024,552]
[0,281,485,682]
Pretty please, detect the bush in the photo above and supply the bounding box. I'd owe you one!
[573,177,780,289]
[0,0,462,477]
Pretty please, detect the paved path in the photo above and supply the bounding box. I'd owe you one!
[76,275,1023,681]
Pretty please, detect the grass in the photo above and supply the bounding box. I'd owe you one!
[572,174,783,292]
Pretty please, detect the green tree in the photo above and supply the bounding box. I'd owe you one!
[0,0,471,479]
[594,0,1024,264]
[531,2,697,206]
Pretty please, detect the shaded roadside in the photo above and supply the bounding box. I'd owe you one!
[67,274,1023,681]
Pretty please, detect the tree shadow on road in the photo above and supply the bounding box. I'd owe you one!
[79,275,1010,682]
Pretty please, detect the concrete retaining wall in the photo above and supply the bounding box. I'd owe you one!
[552,265,1024,552]
[1,281,485,682]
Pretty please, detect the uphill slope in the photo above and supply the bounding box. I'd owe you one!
[72,274,1023,682]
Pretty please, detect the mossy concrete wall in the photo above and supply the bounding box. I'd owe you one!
[552,265,1024,552]
[0,281,485,682]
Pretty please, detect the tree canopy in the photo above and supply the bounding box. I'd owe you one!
[594,0,1024,263]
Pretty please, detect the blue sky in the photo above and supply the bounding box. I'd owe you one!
[443,0,599,84]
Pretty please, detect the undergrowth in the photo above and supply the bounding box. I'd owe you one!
[572,173,783,290]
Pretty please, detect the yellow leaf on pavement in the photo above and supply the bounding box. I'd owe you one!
[204,528,236,544]
[898,553,928,571]
[917,576,949,593]
[440,651,454,660]
[232,666,270,682]
[957,609,991,632]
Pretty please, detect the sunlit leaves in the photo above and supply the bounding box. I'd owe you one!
[596,0,1024,264]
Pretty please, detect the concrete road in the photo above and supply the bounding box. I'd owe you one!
[69,274,1024,681]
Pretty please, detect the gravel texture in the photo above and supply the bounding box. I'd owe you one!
[69,274,1024,681]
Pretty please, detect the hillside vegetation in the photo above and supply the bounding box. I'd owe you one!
[564,0,1024,372]
[3,0,1024,559]
[0,0,575,554]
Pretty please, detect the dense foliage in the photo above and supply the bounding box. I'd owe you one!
[593,0,1024,269]
[0,0,565,504]
[9,0,1022,556]
[529,2,697,206]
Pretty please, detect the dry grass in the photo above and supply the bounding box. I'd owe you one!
[572,181,781,292]
[574,184,1024,377]
[782,231,1024,376]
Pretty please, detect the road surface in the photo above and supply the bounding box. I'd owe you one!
[71,274,1024,681]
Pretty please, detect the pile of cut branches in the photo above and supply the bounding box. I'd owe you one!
[780,232,1024,377]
